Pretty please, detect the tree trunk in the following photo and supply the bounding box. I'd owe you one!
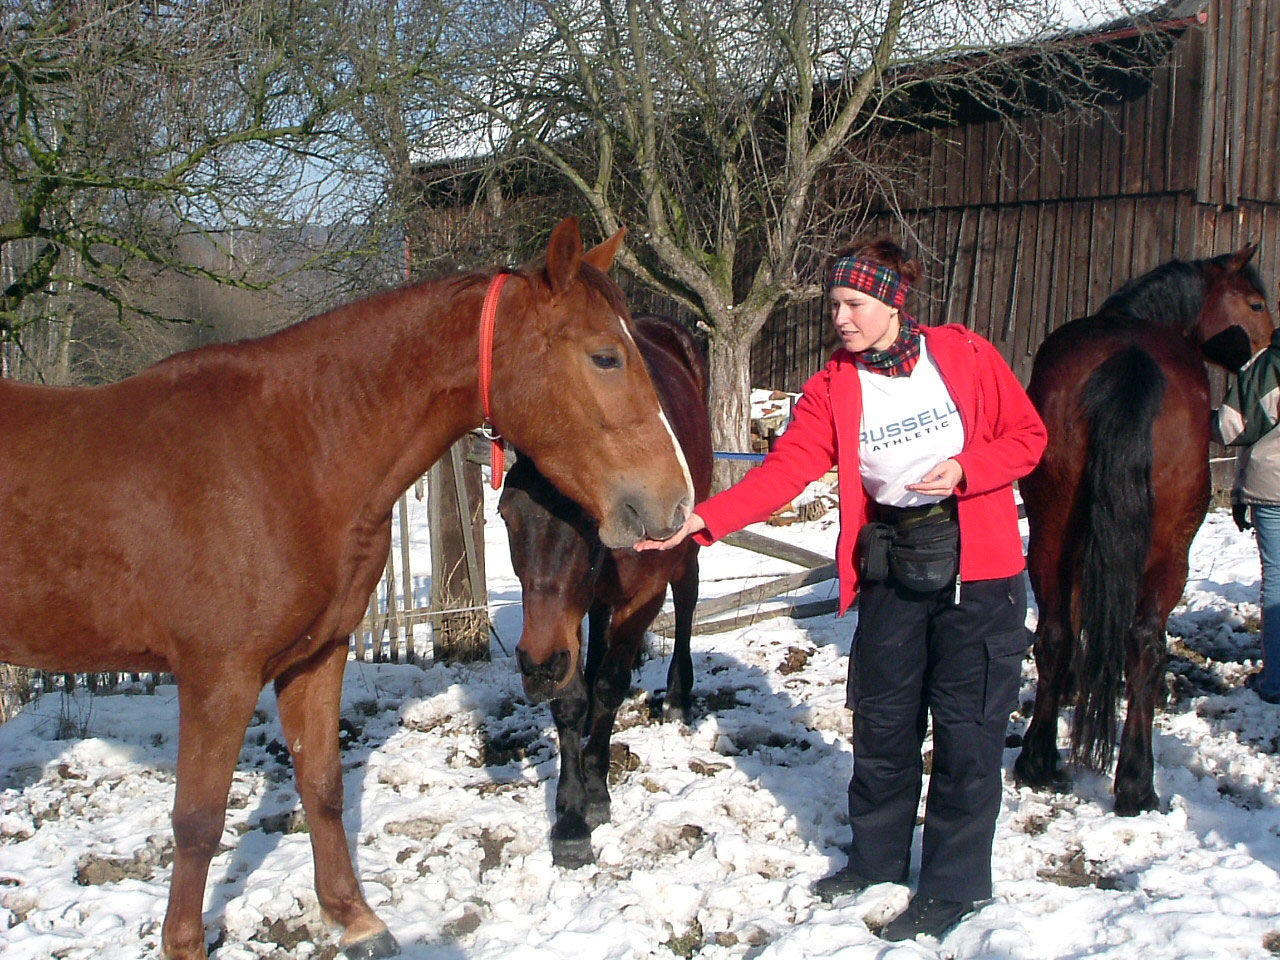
[706,329,756,491]
[52,315,73,385]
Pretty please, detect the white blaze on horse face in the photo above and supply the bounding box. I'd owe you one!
[615,313,695,503]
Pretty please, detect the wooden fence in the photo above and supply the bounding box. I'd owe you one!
[351,481,432,665]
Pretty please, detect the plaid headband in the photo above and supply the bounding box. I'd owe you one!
[828,257,910,309]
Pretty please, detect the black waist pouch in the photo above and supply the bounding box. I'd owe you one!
[889,515,959,593]
[856,522,893,582]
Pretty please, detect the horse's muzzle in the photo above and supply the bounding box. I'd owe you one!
[1200,324,1253,370]
[598,492,692,548]
[516,646,573,702]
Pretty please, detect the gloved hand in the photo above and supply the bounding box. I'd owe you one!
[1233,502,1253,532]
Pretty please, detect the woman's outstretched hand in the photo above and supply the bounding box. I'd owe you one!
[634,512,707,551]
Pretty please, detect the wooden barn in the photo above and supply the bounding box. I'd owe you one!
[750,0,1280,393]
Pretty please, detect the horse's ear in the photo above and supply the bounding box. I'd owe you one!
[1228,242,1259,273]
[545,217,584,293]
[583,227,627,273]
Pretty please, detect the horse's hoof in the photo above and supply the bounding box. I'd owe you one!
[584,798,611,830]
[1013,753,1069,792]
[662,697,693,725]
[551,813,595,868]
[343,930,401,959]
[551,834,596,869]
[1114,790,1159,817]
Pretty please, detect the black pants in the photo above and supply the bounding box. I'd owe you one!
[844,574,1029,902]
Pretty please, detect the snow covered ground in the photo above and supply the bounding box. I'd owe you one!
[2,488,1279,960]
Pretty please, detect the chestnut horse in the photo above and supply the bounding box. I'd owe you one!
[498,314,712,868]
[1014,246,1275,816]
[0,219,695,960]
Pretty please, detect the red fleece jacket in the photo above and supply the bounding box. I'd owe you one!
[694,324,1047,615]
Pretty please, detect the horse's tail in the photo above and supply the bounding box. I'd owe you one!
[1071,345,1165,773]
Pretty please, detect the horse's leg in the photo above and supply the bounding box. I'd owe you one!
[1112,609,1165,816]
[163,673,262,960]
[1114,550,1187,816]
[274,641,398,959]
[663,552,698,724]
[1111,473,1198,816]
[548,669,593,868]
[579,598,616,829]
[1015,518,1075,792]
[582,593,666,830]
[1014,608,1074,790]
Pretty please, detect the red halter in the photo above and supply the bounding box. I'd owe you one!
[478,272,510,490]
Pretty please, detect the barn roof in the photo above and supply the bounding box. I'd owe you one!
[870,1,1212,132]
[414,2,1215,183]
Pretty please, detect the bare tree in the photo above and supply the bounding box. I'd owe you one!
[431,0,1152,484]
[0,0,410,381]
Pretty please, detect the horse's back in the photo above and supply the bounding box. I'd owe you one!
[0,379,179,670]
[0,359,339,674]
[1024,311,1211,602]
[1031,313,1206,403]
[1029,313,1210,473]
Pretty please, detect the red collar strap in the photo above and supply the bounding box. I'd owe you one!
[478,272,510,490]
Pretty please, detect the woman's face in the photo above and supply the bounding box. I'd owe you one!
[829,286,899,353]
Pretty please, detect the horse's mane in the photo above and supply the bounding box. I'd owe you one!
[1097,255,1268,332]
[579,262,631,318]
[445,260,630,319]
[1097,259,1206,332]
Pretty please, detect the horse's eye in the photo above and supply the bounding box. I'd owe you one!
[1251,301,1266,311]
[591,351,622,370]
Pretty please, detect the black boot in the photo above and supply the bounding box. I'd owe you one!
[813,864,875,901]
[880,895,974,941]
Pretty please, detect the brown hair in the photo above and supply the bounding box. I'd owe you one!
[829,236,922,288]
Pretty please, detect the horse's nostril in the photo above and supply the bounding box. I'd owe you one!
[672,495,692,528]
[517,646,571,684]
[622,500,643,535]
[546,649,570,683]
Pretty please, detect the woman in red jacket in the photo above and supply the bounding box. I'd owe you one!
[637,237,1046,942]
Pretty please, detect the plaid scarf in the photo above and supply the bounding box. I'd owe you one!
[828,256,910,309]
[857,314,921,378]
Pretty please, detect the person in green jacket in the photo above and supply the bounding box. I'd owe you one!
[1214,327,1280,704]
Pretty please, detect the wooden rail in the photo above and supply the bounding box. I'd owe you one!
[649,529,838,636]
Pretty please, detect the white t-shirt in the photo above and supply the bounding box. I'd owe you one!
[857,339,965,507]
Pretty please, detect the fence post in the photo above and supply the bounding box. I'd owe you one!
[428,439,490,662]
[355,594,374,662]
[398,492,415,663]
[382,550,399,663]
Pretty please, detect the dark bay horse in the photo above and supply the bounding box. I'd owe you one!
[1014,246,1275,816]
[498,314,712,868]
[0,219,695,960]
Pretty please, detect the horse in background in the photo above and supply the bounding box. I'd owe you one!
[499,313,712,868]
[1014,245,1275,816]
[0,219,695,960]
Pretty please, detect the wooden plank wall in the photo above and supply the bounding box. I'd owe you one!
[1198,0,1280,206]
[751,197,1280,392]
[626,13,1280,394]
[886,25,1205,212]
[750,14,1280,392]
